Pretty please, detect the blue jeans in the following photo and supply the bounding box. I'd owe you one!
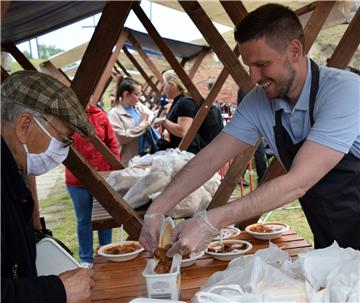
[67,186,112,263]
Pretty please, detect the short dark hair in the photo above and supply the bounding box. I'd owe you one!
[234,4,304,52]
[116,76,140,101]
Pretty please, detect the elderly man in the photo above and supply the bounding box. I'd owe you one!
[140,3,360,255]
[1,71,95,303]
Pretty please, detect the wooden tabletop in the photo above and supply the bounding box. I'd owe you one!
[92,229,312,302]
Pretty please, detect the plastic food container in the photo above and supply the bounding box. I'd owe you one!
[36,237,80,276]
[245,223,289,240]
[142,259,181,300]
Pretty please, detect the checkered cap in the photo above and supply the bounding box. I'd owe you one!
[1,70,94,139]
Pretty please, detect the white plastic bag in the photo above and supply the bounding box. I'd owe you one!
[193,255,307,303]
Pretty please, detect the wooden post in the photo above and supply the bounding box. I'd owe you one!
[179,1,252,93]
[133,4,204,105]
[40,60,71,86]
[328,7,360,69]
[188,48,209,79]
[303,1,336,53]
[2,41,37,71]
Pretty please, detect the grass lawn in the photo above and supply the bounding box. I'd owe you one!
[40,168,313,261]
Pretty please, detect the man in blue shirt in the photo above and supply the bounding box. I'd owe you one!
[140,4,360,254]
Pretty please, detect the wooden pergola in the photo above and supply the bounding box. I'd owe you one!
[2,1,360,239]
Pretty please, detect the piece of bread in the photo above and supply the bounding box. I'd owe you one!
[159,220,173,248]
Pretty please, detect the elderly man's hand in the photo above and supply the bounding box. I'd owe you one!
[139,213,165,253]
[59,268,95,303]
[167,210,219,257]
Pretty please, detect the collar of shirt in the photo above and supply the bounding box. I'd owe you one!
[1,137,33,203]
[272,56,312,114]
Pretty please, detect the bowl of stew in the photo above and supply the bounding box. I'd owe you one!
[206,240,252,261]
[245,223,289,240]
[98,241,144,262]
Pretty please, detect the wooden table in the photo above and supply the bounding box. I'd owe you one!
[92,229,312,302]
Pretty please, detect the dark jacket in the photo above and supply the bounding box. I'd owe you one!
[1,137,66,303]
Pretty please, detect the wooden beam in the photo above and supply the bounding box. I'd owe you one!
[303,1,336,53]
[65,2,141,235]
[92,30,129,104]
[1,1,11,20]
[64,148,142,240]
[207,140,261,210]
[88,135,123,170]
[328,7,360,69]
[295,1,317,16]
[71,1,133,108]
[127,31,163,83]
[188,48,209,79]
[57,68,72,84]
[40,61,122,171]
[180,57,188,67]
[116,60,131,77]
[1,66,9,83]
[133,4,204,105]
[220,1,247,26]
[123,46,160,94]
[259,158,286,185]
[179,46,240,150]
[40,60,71,86]
[235,157,287,229]
[2,42,37,71]
[179,1,252,93]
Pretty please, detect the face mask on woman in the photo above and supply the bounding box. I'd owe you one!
[23,117,70,176]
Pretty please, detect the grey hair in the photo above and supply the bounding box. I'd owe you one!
[1,94,41,123]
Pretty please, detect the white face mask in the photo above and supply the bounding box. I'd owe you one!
[23,117,70,176]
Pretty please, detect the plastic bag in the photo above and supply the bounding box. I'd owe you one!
[193,255,307,303]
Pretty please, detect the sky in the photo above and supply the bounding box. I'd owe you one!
[17,1,231,57]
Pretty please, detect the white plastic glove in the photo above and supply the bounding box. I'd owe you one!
[167,210,219,257]
[139,213,165,253]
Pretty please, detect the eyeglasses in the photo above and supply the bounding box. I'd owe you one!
[40,115,74,148]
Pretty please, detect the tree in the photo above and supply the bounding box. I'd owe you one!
[38,44,64,59]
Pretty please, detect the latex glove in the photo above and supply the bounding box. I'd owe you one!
[167,210,219,257]
[59,268,95,303]
[139,213,165,252]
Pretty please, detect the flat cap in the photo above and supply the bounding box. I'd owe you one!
[1,70,94,139]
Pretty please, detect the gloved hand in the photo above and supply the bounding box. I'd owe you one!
[139,213,165,253]
[167,210,219,257]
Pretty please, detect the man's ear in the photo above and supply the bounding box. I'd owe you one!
[15,113,34,144]
[288,39,303,63]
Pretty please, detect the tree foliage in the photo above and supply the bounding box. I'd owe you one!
[38,44,64,59]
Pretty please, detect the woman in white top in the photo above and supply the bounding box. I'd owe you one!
[108,76,155,166]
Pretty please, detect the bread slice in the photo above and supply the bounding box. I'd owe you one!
[159,217,175,248]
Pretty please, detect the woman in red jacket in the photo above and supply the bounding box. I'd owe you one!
[65,97,120,268]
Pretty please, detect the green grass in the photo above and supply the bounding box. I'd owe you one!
[41,167,313,261]
[40,185,125,261]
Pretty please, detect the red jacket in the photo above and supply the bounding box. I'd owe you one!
[65,105,120,186]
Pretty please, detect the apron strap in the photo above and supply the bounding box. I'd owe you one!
[309,59,319,126]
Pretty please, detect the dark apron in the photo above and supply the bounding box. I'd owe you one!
[273,60,360,249]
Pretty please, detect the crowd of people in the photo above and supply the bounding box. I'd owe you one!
[2,3,359,303]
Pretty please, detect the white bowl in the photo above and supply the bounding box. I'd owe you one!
[245,223,289,240]
[212,226,241,241]
[181,250,205,268]
[206,240,252,261]
[98,241,144,262]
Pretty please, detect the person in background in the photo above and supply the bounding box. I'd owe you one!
[140,4,360,255]
[65,95,120,269]
[1,70,94,303]
[237,88,269,184]
[152,70,200,154]
[108,76,156,166]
